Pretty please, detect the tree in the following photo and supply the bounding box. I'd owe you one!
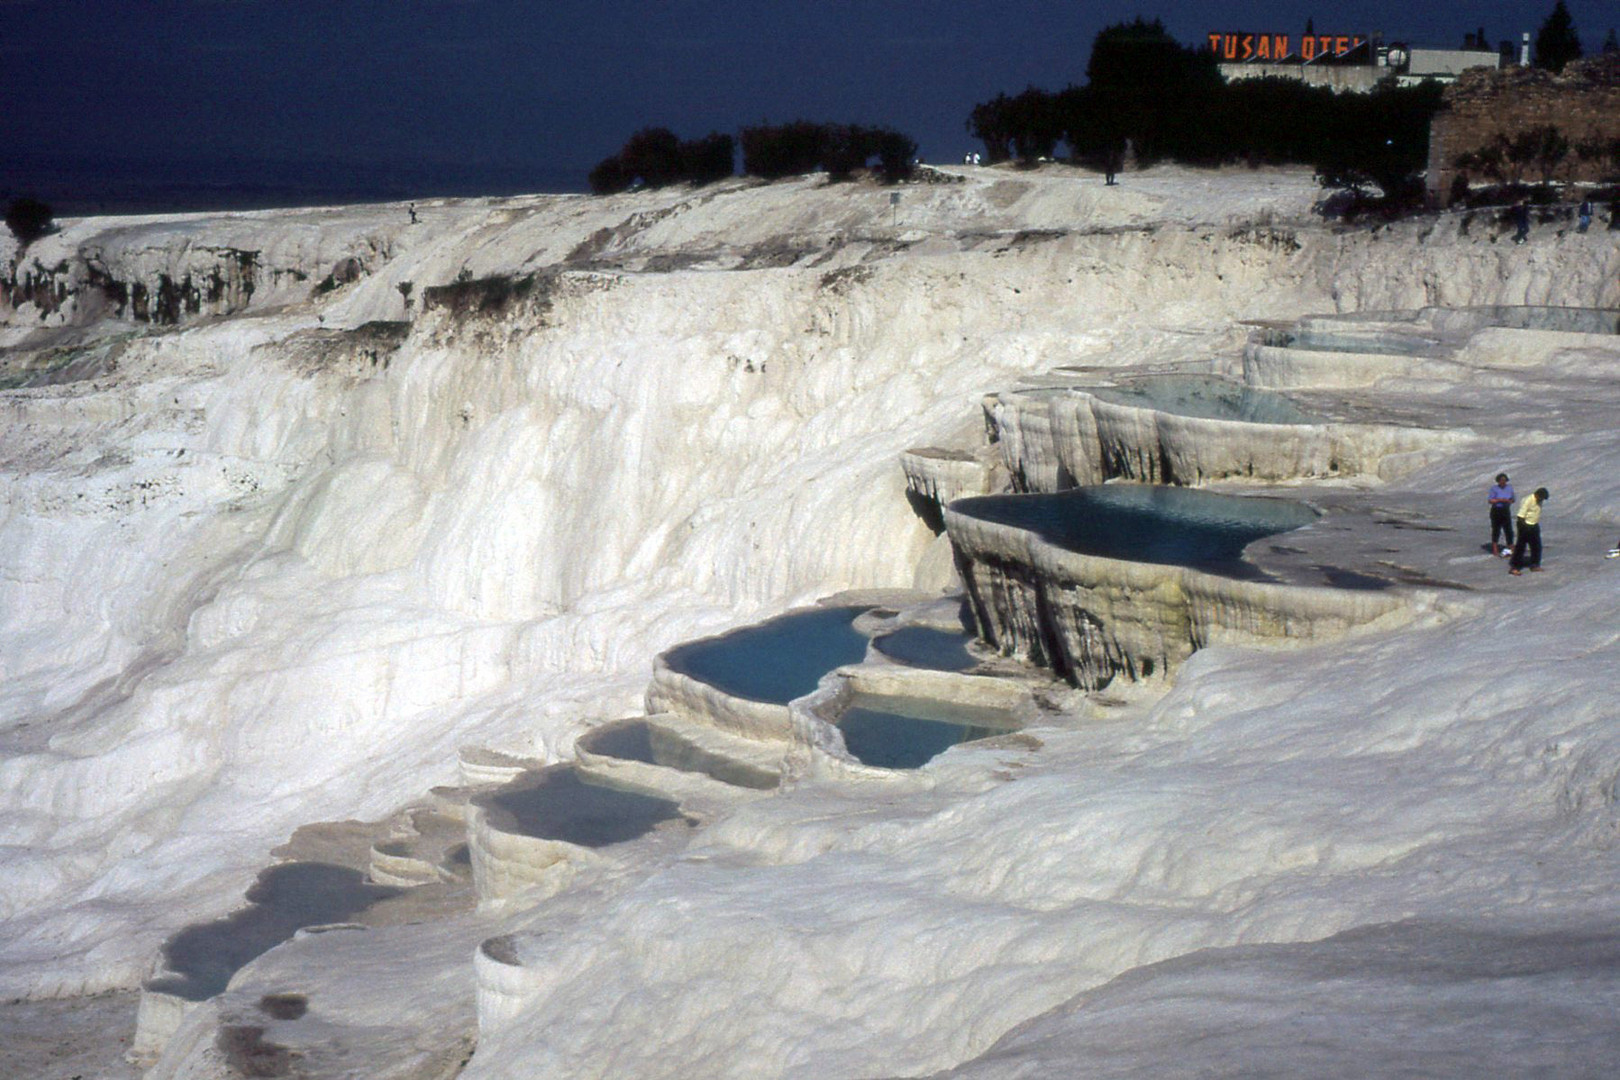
[1083,17,1221,164]
[617,128,684,188]
[967,93,1016,163]
[1314,82,1444,209]
[587,155,633,195]
[868,128,918,184]
[739,122,830,179]
[587,129,735,194]
[678,133,736,186]
[5,197,53,246]
[1517,125,1571,185]
[1533,1,1582,72]
[1004,87,1063,163]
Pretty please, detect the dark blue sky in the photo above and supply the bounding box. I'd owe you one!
[2,1,1613,210]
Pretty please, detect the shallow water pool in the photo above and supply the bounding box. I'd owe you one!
[149,863,400,1001]
[837,692,1019,769]
[481,767,689,847]
[664,605,872,704]
[577,720,779,790]
[1092,375,1315,425]
[952,485,1318,580]
[871,626,980,672]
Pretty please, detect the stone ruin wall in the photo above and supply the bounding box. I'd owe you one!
[1428,54,1620,203]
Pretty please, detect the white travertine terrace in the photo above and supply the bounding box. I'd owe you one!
[984,384,1455,490]
[796,662,1041,769]
[466,792,601,904]
[130,984,196,1065]
[900,446,999,514]
[1244,305,1620,389]
[457,746,547,788]
[1242,340,1464,388]
[945,502,1425,690]
[5,167,1620,1079]
[573,713,785,798]
[644,661,805,744]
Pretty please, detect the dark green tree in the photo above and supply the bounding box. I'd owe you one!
[587,155,633,195]
[1083,17,1222,164]
[868,128,918,184]
[678,133,736,186]
[1005,86,1064,163]
[967,93,1016,163]
[1533,2,1582,72]
[1314,81,1445,208]
[617,128,684,188]
[739,121,829,179]
[5,197,53,246]
[588,129,735,194]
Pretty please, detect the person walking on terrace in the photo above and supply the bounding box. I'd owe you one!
[1509,487,1550,575]
[1488,473,1515,556]
[1512,200,1530,244]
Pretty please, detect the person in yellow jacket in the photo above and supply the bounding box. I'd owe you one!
[1509,487,1549,575]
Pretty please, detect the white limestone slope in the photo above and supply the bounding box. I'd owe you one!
[1,168,1353,996]
[2,165,1619,1077]
[468,569,1620,1079]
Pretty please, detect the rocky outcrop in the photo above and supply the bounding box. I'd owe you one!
[2,215,398,332]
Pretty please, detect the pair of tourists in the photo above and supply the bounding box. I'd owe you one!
[1488,474,1550,574]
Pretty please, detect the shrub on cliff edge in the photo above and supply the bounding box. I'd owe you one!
[5,198,53,247]
[589,129,737,194]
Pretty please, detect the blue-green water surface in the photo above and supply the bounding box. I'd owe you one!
[872,626,979,672]
[1091,375,1314,425]
[952,485,1317,580]
[149,864,400,1001]
[838,692,1018,769]
[480,767,689,846]
[665,605,871,704]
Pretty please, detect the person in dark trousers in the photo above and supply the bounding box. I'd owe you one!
[1577,198,1593,233]
[1509,487,1549,575]
[1488,473,1515,556]
[1512,200,1530,244]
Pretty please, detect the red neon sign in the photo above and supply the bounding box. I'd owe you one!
[1207,32,1366,62]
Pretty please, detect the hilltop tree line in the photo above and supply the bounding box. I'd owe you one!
[966,17,1445,208]
[588,122,917,195]
[581,5,1612,206]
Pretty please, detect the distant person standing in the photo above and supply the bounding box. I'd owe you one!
[1509,487,1550,575]
[409,203,418,224]
[1488,473,1515,556]
[1512,200,1530,244]
[1577,198,1593,233]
